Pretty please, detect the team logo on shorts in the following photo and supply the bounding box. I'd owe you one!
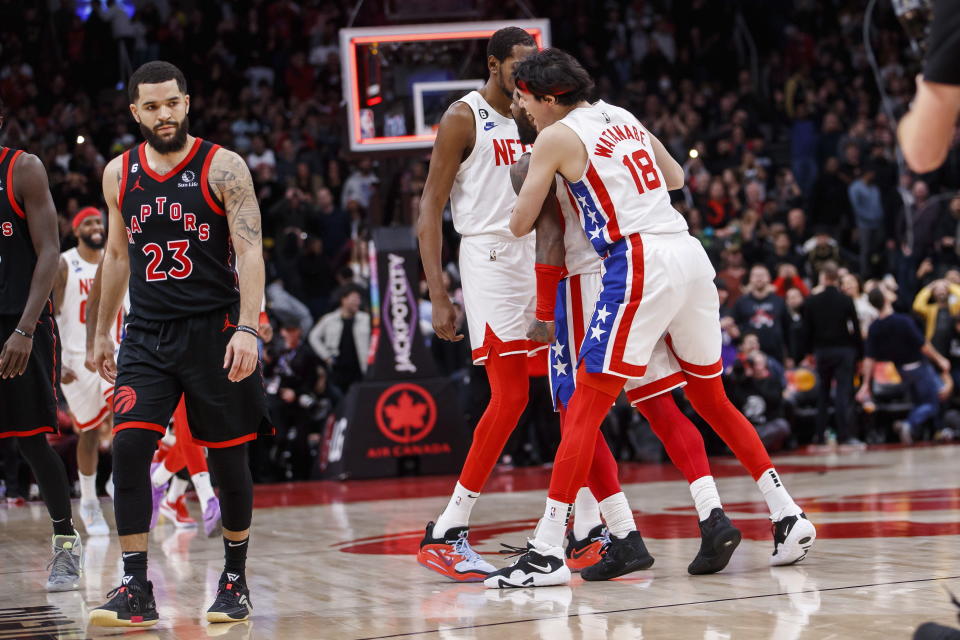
[113,385,138,414]
[375,383,436,444]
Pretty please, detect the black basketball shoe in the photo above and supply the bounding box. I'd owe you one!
[688,508,742,575]
[206,573,253,622]
[484,539,570,588]
[913,591,960,639]
[581,530,654,581]
[88,576,159,628]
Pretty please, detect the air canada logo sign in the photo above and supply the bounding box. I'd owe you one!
[368,383,450,459]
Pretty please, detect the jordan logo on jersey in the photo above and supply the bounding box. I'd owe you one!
[130,176,144,192]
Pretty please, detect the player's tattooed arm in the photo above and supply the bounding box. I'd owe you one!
[208,149,263,248]
[209,148,264,381]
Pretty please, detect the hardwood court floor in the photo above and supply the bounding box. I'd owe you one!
[2,444,959,639]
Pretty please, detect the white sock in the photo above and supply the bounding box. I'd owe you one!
[599,492,637,539]
[151,462,175,489]
[105,473,114,499]
[533,498,571,548]
[166,477,189,504]
[192,472,216,507]
[573,487,602,539]
[757,468,801,518]
[690,476,723,521]
[79,472,98,503]
[433,482,479,537]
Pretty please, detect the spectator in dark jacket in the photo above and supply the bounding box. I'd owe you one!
[802,261,864,444]
[733,264,790,362]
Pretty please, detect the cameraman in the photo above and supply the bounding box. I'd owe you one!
[897,0,960,173]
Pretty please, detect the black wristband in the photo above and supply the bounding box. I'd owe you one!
[13,328,33,339]
[235,325,260,338]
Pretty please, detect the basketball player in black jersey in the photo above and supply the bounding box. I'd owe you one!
[89,62,270,628]
[0,97,84,591]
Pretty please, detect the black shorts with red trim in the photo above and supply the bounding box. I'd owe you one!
[0,311,60,438]
[113,304,273,447]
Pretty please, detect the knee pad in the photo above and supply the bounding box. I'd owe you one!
[111,429,161,488]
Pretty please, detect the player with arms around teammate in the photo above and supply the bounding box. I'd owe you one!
[488,49,815,587]
[416,27,540,581]
[0,97,84,591]
[54,207,123,536]
[89,61,270,627]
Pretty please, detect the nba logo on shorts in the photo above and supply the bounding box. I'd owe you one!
[549,506,556,518]
[489,250,497,262]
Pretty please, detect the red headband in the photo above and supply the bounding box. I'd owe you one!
[516,79,570,97]
[72,207,102,230]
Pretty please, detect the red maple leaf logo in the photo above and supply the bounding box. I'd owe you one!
[384,392,428,432]
[375,384,437,444]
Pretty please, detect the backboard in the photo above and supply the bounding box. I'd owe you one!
[339,20,550,153]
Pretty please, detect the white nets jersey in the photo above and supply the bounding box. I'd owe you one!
[557,101,687,254]
[555,175,600,277]
[448,91,529,238]
[57,247,125,356]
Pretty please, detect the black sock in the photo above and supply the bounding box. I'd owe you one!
[223,537,248,582]
[52,517,74,537]
[122,551,148,584]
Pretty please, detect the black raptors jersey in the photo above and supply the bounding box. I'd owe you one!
[0,148,36,316]
[119,138,239,320]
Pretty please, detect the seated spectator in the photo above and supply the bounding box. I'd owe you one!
[247,135,276,172]
[725,352,792,451]
[308,285,371,391]
[292,365,345,479]
[738,332,786,385]
[857,288,951,444]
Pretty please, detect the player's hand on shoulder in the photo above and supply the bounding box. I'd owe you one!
[61,366,77,385]
[431,296,463,342]
[93,334,118,383]
[0,330,33,379]
[223,330,260,382]
[510,153,531,195]
[526,318,555,344]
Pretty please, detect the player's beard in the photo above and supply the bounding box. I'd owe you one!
[515,107,538,145]
[79,230,105,250]
[497,69,512,100]
[141,115,189,154]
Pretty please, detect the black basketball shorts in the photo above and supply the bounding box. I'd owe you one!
[112,305,273,447]
[0,311,60,437]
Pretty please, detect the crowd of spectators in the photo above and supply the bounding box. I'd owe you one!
[1,0,959,493]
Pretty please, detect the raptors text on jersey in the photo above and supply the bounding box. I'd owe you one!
[117,138,239,320]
